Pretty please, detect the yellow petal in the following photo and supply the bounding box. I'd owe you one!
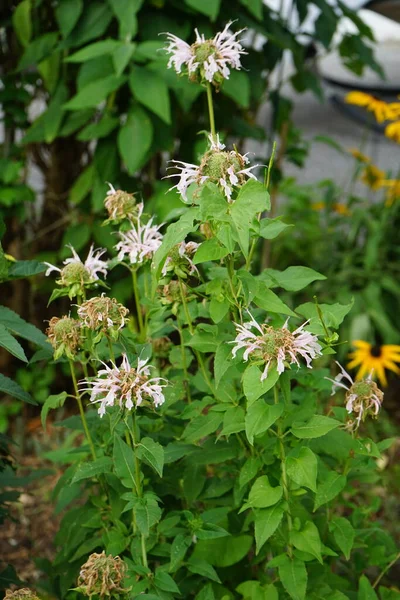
[382,359,400,375]
[375,362,387,387]
[352,340,371,350]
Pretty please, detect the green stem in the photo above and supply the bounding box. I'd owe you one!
[129,414,148,569]
[125,429,137,534]
[206,82,216,140]
[274,386,293,557]
[177,317,191,403]
[132,269,145,341]
[107,337,116,363]
[373,550,400,588]
[69,360,96,462]
[178,278,214,395]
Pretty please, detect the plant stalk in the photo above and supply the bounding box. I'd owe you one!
[130,414,148,568]
[69,360,97,462]
[274,385,293,557]
[132,269,145,341]
[206,82,216,140]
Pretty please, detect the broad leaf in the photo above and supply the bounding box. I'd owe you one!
[291,415,340,439]
[248,476,283,508]
[118,105,153,175]
[286,447,318,492]
[71,457,113,483]
[0,373,36,405]
[245,400,284,445]
[130,66,171,123]
[278,556,308,600]
[0,324,27,362]
[314,472,347,511]
[41,392,68,428]
[290,521,323,563]
[265,266,326,292]
[254,503,285,554]
[113,434,137,489]
[329,516,354,560]
[243,365,280,404]
[137,437,164,477]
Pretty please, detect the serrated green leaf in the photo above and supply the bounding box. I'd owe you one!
[41,392,68,428]
[71,457,113,483]
[254,504,285,554]
[286,447,318,492]
[118,105,153,174]
[64,75,125,110]
[113,434,137,489]
[137,437,164,477]
[291,415,340,439]
[265,266,326,292]
[314,472,346,511]
[0,324,27,362]
[245,399,284,445]
[0,373,36,404]
[243,364,280,405]
[278,556,308,600]
[330,516,354,560]
[248,476,283,508]
[0,305,47,347]
[130,66,171,124]
[290,521,323,563]
[358,575,378,600]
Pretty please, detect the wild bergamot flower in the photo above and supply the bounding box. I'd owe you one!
[115,204,163,265]
[104,183,139,223]
[348,340,400,387]
[45,244,108,296]
[5,589,40,600]
[232,313,322,381]
[165,22,246,88]
[77,295,129,341]
[46,315,82,360]
[328,361,383,430]
[80,354,167,417]
[77,552,129,598]
[167,133,259,202]
[161,240,200,278]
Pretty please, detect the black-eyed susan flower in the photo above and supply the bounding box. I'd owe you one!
[345,91,398,123]
[348,340,400,387]
[312,202,351,216]
[360,164,385,191]
[385,121,400,143]
[381,179,400,206]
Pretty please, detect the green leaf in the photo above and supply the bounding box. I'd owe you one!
[137,437,164,477]
[64,3,113,48]
[248,476,283,508]
[193,238,230,264]
[7,259,45,279]
[41,392,68,428]
[291,415,340,439]
[0,324,27,362]
[290,521,323,564]
[223,71,250,108]
[18,32,58,70]
[135,494,162,536]
[113,434,137,489]
[71,457,114,483]
[170,534,191,571]
[243,364,280,404]
[358,575,379,600]
[13,0,32,47]
[64,75,125,110]
[231,180,270,257]
[191,535,253,567]
[278,556,307,600]
[154,570,181,594]
[314,472,347,511]
[183,412,223,444]
[195,584,215,600]
[187,559,221,583]
[329,517,354,560]
[0,373,36,405]
[254,285,296,316]
[109,0,141,39]
[295,300,354,335]
[240,0,263,19]
[245,400,284,445]
[112,42,136,76]
[129,66,171,124]
[209,298,229,324]
[265,266,326,292]
[56,0,83,38]
[286,447,318,492]
[259,217,293,239]
[214,343,233,388]
[184,0,221,20]
[254,504,285,554]
[220,407,245,437]
[70,164,94,204]
[118,105,153,175]
[0,306,47,347]
[65,39,120,62]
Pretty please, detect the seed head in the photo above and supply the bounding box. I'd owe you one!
[46,315,82,359]
[78,295,129,342]
[104,184,138,224]
[78,552,129,598]
[5,590,40,600]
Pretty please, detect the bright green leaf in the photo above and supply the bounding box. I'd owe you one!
[245,399,284,445]
[248,476,283,508]
[314,472,347,511]
[130,66,171,124]
[290,521,323,563]
[286,447,318,492]
[254,504,285,554]
[330,516,354,560]
[118,106,153,175]
[137,437,164,477]
[243,364,280,405]
[41,392,68,428]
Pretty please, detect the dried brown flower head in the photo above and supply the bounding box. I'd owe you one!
[78,551,129,598]
[46,315,82,359]
[77,295,129,341]
[5,589,40,600]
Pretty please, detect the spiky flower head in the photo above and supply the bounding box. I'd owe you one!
[165,22,246,88]
[232,313,322,381]
[80,354,167,417]
[77,552,129,599]
[77,295,129,342]
[162,240,200,278]
[46,315,82,360]
[159,280,188,315]
[45,245,108,298]
[5,589,40,600]
[167,134,259,202]
[115,204,163,266]
[104,183,139,224]
[327,362,383,431]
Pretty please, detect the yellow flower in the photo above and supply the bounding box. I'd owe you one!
[385,121,400,143]
[349,148,371,164]
[348,340,400,387]
[345,91,397,123]
[361,164,385,191]
[312,202,351,215]
[381,179,400,206]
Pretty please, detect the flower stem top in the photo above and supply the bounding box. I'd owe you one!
[165,22,246,87]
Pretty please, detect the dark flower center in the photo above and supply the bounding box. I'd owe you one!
[370,345,382,357]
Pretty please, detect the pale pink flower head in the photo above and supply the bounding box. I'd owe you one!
[327,362,383,431]
[44,245,108,297]
[165,22,246,87]
[161,240,200,278]
[232,313,322,381]
[115,206,163,266]
[166,133,259,202]
[80,354,167,417]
